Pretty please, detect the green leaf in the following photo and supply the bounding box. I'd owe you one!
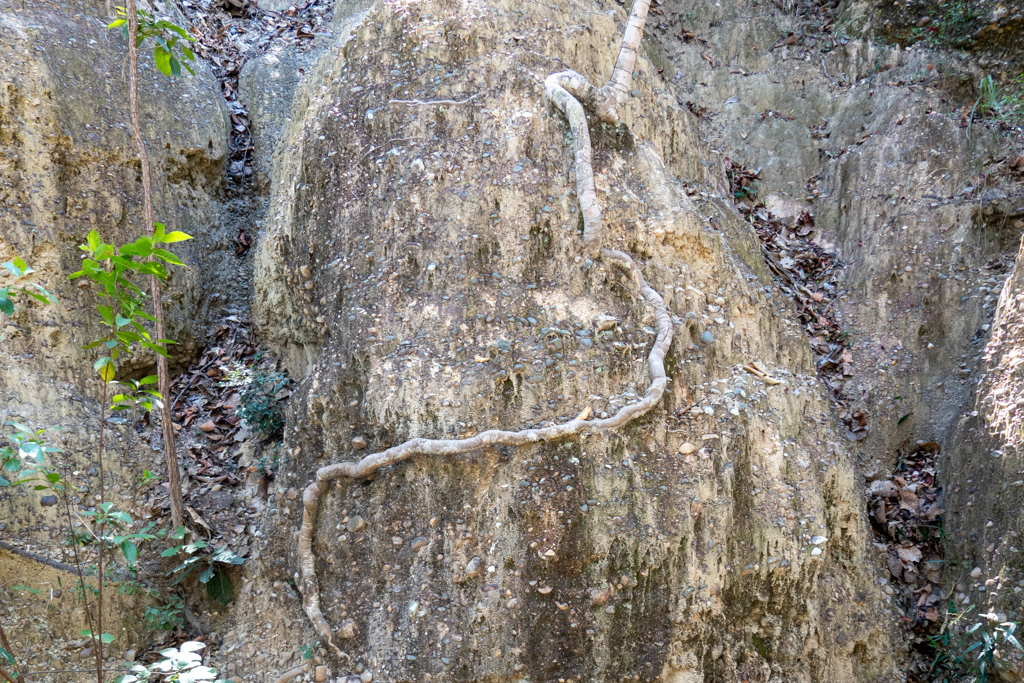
[95,357,116,382]
[211,547,246,566]
[108,18,126,28]
[1,261,23,278]
[80,630,116,644]
[169,56,181,78]
[153,46,171,77]
[159,230,193,244]
[161,545,184,558]
[199,565,214,584]
[97,305,114,326]
[140,375,159,385]
[87,230,101,253]
[169,561,200,586]
[142,340,171,357]
[121,539,138,565]
[152,248,184,265]
[206,568,233,605]
[0,296,13,317]
[109,510,132,524]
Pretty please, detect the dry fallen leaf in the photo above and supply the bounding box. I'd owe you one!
[897,545,922,563]
[199,420,217,433]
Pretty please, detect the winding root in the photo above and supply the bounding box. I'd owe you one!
[300,251,671,656]
[298,0,658,658]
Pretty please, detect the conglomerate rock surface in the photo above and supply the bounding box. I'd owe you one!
[250,0,899,680]
[2,0,1023,680]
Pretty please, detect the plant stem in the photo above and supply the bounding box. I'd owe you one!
[0,664,17,683]
[95,379,107,683]
[125,0,185,532]
[0,623,21,682]
[58,465,98,655]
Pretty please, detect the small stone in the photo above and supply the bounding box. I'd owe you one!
[810,536,828,545]
[594,315,618,332]
[40,495,57,507]
[346,516,366,533]
[810,547,823,556]
[700,330,715,345]
[338,619,358,640]
[678,442,697,455]
[79,648,92,661]
[352,436,368,450]
[464,556,483,579]
[916,15,931,27]
[588,588,609,606]
[392,536,403,546]
[124,649,137,662]
[506,597,523,609]
[360,672,373,683]
[300,265,312,279]
[970,567,982,579]
[410,158,425,172]
[315,666,327,682]
[411,537,429,553]
[537,586,553,594]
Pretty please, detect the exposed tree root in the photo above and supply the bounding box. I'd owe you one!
[297,0,654,659]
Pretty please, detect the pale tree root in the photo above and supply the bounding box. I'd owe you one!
[299,252,670,657]
[298,0,656,659]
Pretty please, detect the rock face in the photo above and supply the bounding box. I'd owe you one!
[2,0,1023,680]
[253,0,897,680]
[0,0,230,408]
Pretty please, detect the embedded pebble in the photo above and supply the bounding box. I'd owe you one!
[346,516,366,533]
[352,435,368,450]
[465,556,483,578]
[700,331,715,345]
[411,537,429,553]
[339,619,358,639]
[678,442,697,455]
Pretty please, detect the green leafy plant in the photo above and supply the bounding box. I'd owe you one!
[80,502,158,568]
[109,7,196,77]
[963,616,1023,682]
[0,258,56,317]
[144,594,185,631]
[70,226,191,377]
[116,641,228,683]
[300,641,319,661]
[969,74,1024,146]
[0,422,62,487]
[237,371,288,437]
[162,528,245,606]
